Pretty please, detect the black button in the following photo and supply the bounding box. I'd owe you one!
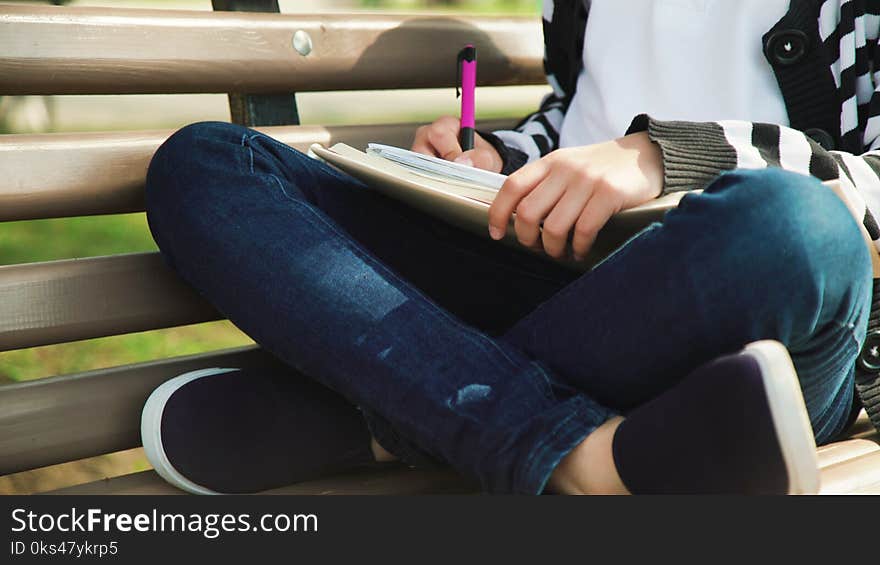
[804,128,836,151]
[858,331,880,373]
[765,30,809,66]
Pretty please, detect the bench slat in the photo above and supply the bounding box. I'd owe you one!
[11,362,879,492]
[819,450,880,494]
[1,5,542,95]
[0,119,515,222]
[46,467,475,495]
[0,346,285,475]
[0,253,220,352]
[45,471,184,496]
[45,438,880,495]
[816,438,879,469]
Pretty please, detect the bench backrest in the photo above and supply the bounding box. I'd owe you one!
[0,3,543,480]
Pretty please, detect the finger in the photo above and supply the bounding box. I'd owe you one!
[411,127,438,156]
[514,173,567,248]
[571,190,621,260]
[453,149,477,167]
[455,147,501,173]
[488,160,550,240]
[456,147,501,172]
[412,117,459,156]
[474,135,504,173]
[540,181,593,259]
[411,139,438,157]
[427,125,462,161]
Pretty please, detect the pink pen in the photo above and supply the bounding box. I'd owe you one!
[456,44,477,151]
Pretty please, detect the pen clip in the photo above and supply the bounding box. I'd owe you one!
[456,49,463,98]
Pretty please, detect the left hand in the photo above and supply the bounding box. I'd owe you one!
[410,115,503,172]
[487,132,664,260]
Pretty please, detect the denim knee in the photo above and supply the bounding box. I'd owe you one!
[147,122,253,222]
[703,168,872,341]
[146,121,248,205]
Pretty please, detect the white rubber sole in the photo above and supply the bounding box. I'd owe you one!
[140,367,240,495]
[745,340,820,495]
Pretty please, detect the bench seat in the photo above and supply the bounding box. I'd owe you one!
[47,467,478,496]
[8,340,876,495]
[45,412,880,495]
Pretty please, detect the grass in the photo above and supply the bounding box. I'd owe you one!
[0,214,253,383]
[0,212,255,493]
[0,213,157,264]
[0,153,264,490]
[0,322,253,383]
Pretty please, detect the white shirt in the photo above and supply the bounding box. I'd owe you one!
[559,0,791,148]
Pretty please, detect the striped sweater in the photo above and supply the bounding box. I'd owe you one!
[482,0,880,431]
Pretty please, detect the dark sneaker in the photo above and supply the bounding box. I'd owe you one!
[141,367,376,494]
[612,340,820,494]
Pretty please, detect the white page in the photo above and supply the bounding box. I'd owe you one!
[366,143,508,190]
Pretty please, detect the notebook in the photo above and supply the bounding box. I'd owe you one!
[365,143,507,191]
[310,142,686,270]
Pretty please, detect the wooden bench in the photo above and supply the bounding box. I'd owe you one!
[1,2,878,495]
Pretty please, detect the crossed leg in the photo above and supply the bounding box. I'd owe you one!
[144,122,871,493]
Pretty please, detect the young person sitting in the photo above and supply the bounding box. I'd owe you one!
[138,0,880,494]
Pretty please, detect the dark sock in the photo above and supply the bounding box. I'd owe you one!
[611,353,789,494]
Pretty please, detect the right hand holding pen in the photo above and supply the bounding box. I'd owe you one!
[411,116,503,173]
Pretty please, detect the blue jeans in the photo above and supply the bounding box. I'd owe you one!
[145,121,872,494]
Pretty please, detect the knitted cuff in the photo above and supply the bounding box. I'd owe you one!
[476,130,529,175]
[626,114,738,195]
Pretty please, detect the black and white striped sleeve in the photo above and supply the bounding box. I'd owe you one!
[478,0,572,175]
[480,93,567,175]
[627,115,880,246]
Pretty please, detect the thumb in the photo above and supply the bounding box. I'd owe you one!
[453,150,476,168]
[454,149,498,172]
